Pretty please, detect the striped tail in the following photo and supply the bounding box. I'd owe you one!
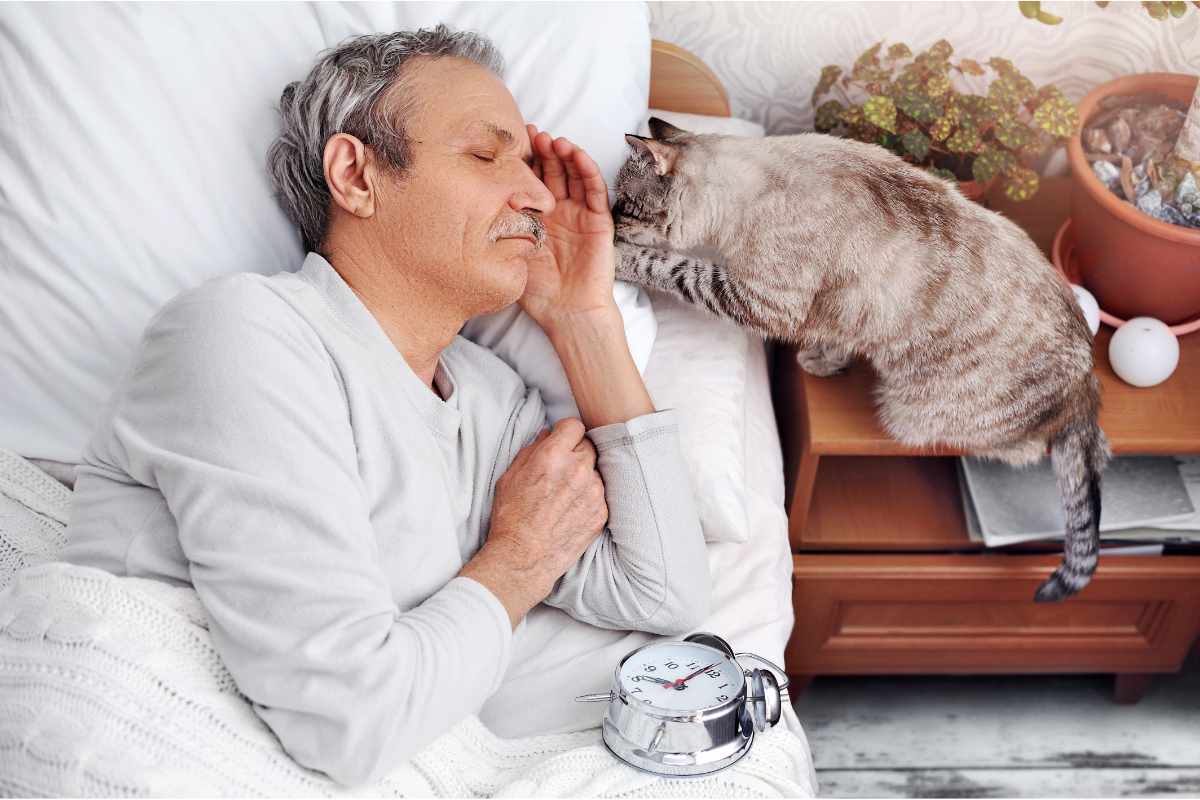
[1035,418,1111,602]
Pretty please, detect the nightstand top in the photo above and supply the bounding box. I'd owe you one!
[803,328,1199,456]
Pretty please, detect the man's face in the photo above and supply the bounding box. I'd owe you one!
[373,57,555,318]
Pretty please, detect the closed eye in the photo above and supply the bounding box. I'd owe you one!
[474,153,495,163]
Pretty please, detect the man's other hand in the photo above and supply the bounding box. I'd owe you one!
[457,418,608,628]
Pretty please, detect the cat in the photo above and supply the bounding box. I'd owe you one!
[612,118,1109,602]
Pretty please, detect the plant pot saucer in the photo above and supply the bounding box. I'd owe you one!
[1051,218,1200,337]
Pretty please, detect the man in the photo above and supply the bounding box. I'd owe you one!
[61,26,710,785]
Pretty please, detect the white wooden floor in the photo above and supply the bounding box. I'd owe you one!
[793,644,1200,798]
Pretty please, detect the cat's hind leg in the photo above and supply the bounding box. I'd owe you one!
[797,343,852,377]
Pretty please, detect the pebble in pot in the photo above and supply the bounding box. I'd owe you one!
[1108,317,1180,387]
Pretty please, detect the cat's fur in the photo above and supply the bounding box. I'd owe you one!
[613,118,1109,602]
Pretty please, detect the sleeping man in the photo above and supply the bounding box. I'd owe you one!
[60,26,710,785]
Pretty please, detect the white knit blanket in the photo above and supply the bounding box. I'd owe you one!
[0,445,815,797]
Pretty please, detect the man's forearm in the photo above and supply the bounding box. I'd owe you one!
[541,306,655,429]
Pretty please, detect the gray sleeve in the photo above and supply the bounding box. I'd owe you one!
[88,280,513,786]
[541,409,711,635]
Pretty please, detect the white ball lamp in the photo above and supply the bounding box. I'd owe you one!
[1108,317,1180,388]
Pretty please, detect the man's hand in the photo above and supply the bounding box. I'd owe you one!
[457,418,608,629]
[518,127,618,332]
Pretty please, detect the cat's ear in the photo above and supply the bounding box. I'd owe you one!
[625,134,677,177]
[648,117,688,141]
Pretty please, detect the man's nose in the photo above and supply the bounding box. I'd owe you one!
[512,162,555,216]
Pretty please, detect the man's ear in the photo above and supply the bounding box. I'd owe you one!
[324,133,376,219]
[624,134,677,177]
[648,117,688,141]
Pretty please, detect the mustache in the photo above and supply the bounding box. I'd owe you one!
[488,212,546,249]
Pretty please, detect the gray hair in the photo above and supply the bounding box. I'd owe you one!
[267,25,506,254]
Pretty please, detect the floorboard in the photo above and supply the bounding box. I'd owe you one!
[794,643,1200,797]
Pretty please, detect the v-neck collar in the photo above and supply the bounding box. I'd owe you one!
[296,253,462,440]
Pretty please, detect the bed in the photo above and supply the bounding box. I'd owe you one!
[0,3,815,796]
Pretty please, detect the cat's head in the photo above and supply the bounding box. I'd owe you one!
[612,117,700,249]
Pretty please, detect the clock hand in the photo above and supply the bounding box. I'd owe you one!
[638,676,671,685]
[663,662,718,690]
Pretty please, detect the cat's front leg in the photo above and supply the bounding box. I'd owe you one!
[614,240,750,326]
[797,343,852,377]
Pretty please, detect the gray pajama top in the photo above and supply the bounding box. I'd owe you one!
[61,253,710,785]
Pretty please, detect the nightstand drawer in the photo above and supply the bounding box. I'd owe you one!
[786,554,1200,675]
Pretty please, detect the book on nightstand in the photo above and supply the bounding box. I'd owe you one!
[959,455,1200,547]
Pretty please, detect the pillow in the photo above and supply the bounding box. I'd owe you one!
[0,1,653,463]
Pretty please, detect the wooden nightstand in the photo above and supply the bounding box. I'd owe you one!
[771,178,1200,703]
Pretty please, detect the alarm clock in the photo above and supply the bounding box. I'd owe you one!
[576,632,788,776]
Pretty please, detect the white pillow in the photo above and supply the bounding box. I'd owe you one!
[0,2,653,463]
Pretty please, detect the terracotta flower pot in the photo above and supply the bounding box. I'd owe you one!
[1065,73,1200,326]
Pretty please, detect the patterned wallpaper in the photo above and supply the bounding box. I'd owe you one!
[648,1,1200,136]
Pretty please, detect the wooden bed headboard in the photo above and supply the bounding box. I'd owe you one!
[648,40,730,118]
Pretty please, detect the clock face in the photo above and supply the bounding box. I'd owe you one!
[617,643,744,713]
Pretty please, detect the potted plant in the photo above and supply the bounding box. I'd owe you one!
[812,40,1080,203]
[1066,73,1200,325]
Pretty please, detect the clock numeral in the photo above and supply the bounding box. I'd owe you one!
[717,694,729,702]
[631,687,643,694]
[645,665,656,672]
[643,699,653,705]
[706,670,722,679]
[665,662,679,669]
[718,683,729,689]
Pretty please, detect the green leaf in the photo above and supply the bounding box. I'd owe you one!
[994,70,1038,103]
[856,42,883,67]
[988,57,1017,75]
[1036,84,1065,103]
[959,58,985,76]
[928,166,958,184]
[862,95,898,133]
[956,94,990,130]
[896,92,944,123]
[1036,9,1064,22]
[887,43,913,59]
[972,146,1018,183]
[815,100,845,133]
[903,129,931,161]
[1019,1,1041,18]
[1169,0,1187,16]
[915,53,954,75]
[1002,166,1040,201]
[851,64,893,83]
[1033,94,1081,140]
[812,65,843,106]
[925,74,953,96]
[928,39,954,60]
[1144,1,1168,19]
[987,82,1021,121]
[994,121,1039,151]
[947,126,981,153]
[929,113,957,142]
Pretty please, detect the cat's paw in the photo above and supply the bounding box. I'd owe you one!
[797,345,852,377]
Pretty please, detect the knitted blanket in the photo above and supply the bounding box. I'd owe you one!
[0,445,815,797]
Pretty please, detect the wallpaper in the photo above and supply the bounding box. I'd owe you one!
[648,1,1200,136]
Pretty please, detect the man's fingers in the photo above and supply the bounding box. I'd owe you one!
[547,417,586,448]
[572,148,611,215]
[535,130,569,201]
[574,435,598,468]
[526,125,544,181]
